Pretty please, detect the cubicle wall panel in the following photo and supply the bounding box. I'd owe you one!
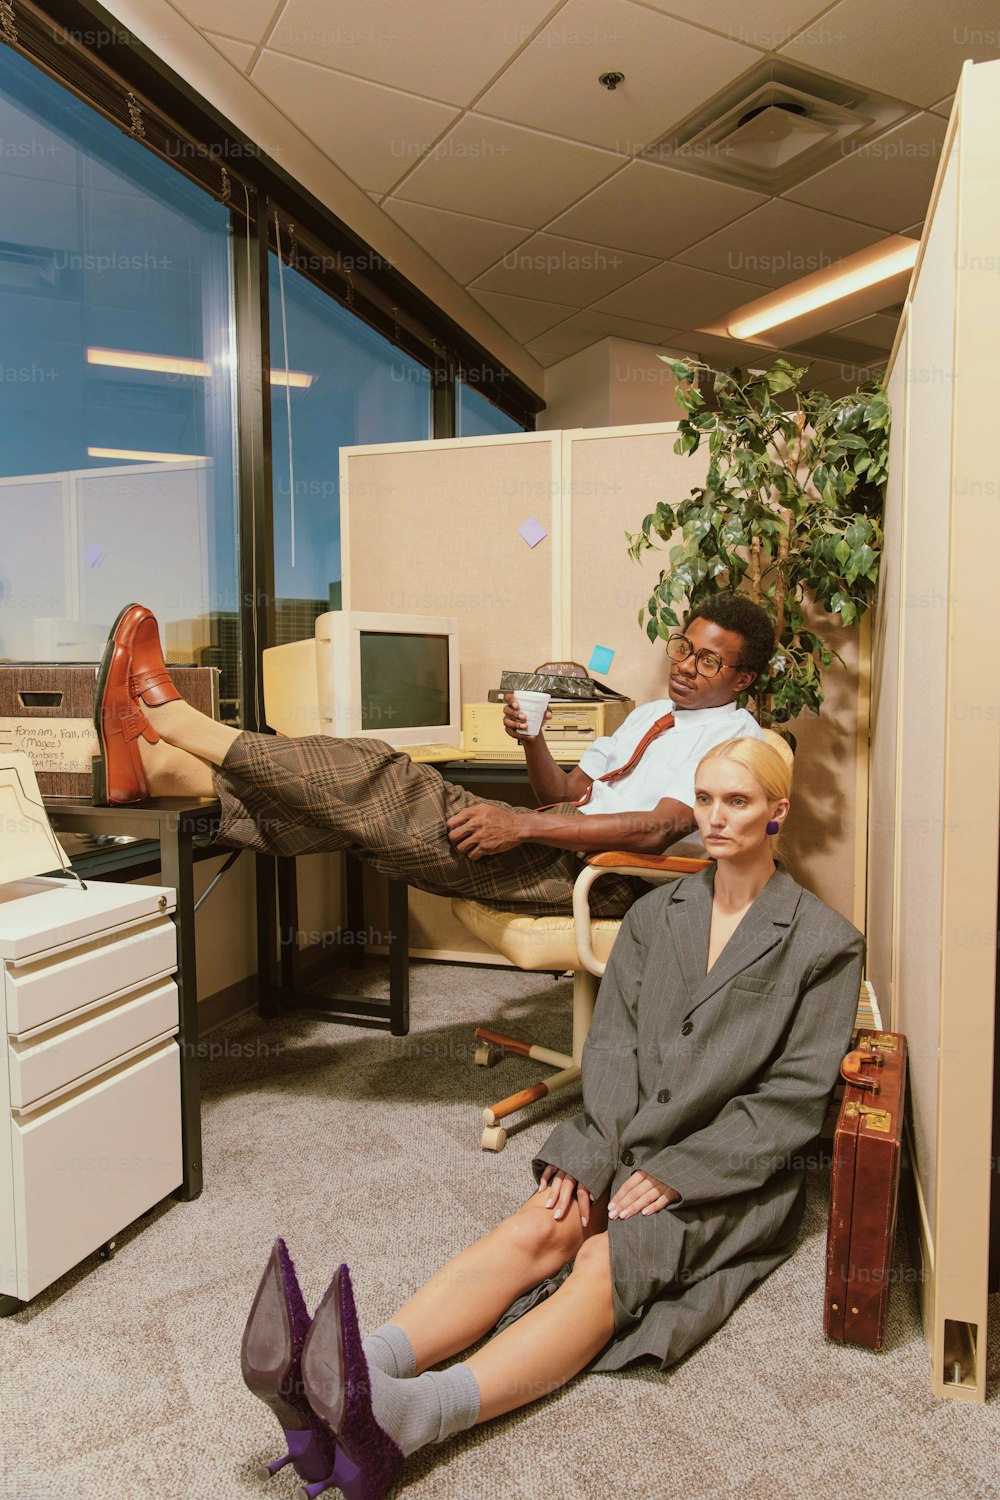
[342,435,559,703]
[565,426,687,707]
[894,144,960,1241]
[867,315,908,1022]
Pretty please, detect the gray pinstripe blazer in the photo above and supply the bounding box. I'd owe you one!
[533,864,865,1370]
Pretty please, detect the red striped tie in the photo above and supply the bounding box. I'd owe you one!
[538,712,676,810]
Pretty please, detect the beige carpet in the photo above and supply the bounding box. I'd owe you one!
[2,957,999,1500]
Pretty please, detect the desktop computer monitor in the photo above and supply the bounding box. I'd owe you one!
[262,611,462,749]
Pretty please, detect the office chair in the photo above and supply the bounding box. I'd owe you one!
[452,728,794,1151]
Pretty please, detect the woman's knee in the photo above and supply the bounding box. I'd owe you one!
[506,1195,584,1264]
[570,1231,612,1285]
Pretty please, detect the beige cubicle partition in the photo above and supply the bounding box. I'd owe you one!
[868,59,1000,1403]
[342,418,867,957]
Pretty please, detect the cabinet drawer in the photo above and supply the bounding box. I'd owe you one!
[8,978,179,1110]
[4,916,176,1035]
[6,1041,182,1301]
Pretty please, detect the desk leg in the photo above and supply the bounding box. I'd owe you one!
[387,877,410,1036]
[161,820,203,1201]
[256,855,280,1020]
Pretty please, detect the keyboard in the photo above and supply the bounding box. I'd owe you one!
[407,744,477,764]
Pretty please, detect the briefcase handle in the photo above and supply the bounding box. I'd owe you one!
[840,1048,883,1093]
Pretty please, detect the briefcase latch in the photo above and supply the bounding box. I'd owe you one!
[843,1102,892,1133]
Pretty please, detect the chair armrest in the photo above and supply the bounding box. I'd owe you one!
[584,852,711,874]
[572,852,710,979]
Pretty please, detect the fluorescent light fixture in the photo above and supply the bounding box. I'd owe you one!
[87,347,212,377]
[270,368,315,388]
[726,239,919,340]
[87,447,206,463]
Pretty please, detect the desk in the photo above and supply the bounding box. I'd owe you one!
[44,797,222,1201]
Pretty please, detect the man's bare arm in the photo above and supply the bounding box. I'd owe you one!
[446,796,697,861]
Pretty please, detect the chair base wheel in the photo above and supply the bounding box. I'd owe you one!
[474,1042,500,1067]
[481,1125,507,1152]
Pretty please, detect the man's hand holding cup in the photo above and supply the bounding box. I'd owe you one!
[502,690,551,741]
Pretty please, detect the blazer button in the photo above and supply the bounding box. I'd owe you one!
[681,1021,694,1035]
[657,1089,672,1103]
[621,1149,635,1167]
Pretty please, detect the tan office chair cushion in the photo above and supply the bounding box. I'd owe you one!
[451,898,621,971]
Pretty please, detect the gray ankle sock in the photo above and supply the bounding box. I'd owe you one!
[368,1363,481,1457]
[363,1323,416,1379]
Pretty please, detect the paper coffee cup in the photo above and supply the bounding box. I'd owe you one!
[515,690,550,737]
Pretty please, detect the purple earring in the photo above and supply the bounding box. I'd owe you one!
[766,820,780,835]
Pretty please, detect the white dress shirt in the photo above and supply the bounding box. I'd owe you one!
[576,699,765,837]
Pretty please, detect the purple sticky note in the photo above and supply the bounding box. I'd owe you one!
[84,543,106,568]
[518,516,547,548]
[588,644,615,675]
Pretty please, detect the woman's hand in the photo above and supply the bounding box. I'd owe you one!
[608,1171,680,1220]
[538,1164,592,1227]
[446,804,527,859]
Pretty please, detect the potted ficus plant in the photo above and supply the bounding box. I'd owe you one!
[627,356,890,726]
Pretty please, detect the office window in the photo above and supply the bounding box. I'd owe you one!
[0,47,239,711]
[457,378,524,437]
[269,253,432,639]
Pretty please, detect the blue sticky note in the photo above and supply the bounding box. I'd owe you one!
[518,516,547,548]
[588,644,615,675]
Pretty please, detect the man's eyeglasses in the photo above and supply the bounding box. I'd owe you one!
[666,634,743,679]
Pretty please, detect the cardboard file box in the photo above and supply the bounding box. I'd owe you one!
[0,876,181,1308]
[0,663,219,797]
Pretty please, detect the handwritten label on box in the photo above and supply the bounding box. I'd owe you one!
[0,718,98,774]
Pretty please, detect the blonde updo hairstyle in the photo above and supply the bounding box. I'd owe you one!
[695,737,792,852]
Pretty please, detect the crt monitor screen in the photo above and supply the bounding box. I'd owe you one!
[360,631,450,732]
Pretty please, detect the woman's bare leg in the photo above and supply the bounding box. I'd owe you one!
[136,736,217,796]
[389,1189,605,1374]
[468,1233,616,1421]
[143,698,241,766]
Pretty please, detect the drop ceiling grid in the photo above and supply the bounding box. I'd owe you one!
[171,0,998,370]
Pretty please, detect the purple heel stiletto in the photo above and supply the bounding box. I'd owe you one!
[298,1264,405,1500]
[241,1238,337,1485]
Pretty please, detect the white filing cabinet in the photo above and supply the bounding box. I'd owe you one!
[0,876,182,1310]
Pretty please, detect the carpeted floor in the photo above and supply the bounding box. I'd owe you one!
[2,957,999,1500]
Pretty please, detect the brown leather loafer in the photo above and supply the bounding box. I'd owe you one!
[126,605,182,707]
[92,604,162,805]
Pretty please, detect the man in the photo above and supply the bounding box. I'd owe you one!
[94,593,772,916]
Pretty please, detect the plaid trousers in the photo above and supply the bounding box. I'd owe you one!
[211,733,649,916]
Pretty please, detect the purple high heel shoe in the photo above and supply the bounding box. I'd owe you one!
[241,1238,337,1485]
[297,1264,405,1500]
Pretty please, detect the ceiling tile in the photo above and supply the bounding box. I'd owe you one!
[267,0,558,106]
[393,115,622,228]
[524,344,572,368]
[676,198,883,288]
[642,0,832,50]
[382,200,531,284]
[779,0,1000,108]
[829,312,900,348]
[666,329,781,367]
[471,233,657,307]
[784,112,948,231]
[250,51,460,194]
[930,93,955,119]
[594,260,765,326]
[525,311,681,357]
[169,0,280,45]
[202,31,257,71]
[547,159,766,258]
[476,0,759,152]
[467,289,575,342]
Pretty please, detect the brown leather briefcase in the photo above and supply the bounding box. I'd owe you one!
[824,1028,907,1351]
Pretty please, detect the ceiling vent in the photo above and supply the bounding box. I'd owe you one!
[644,61,914,192]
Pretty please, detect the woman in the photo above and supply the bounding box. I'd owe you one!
[240,736,865,1499]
